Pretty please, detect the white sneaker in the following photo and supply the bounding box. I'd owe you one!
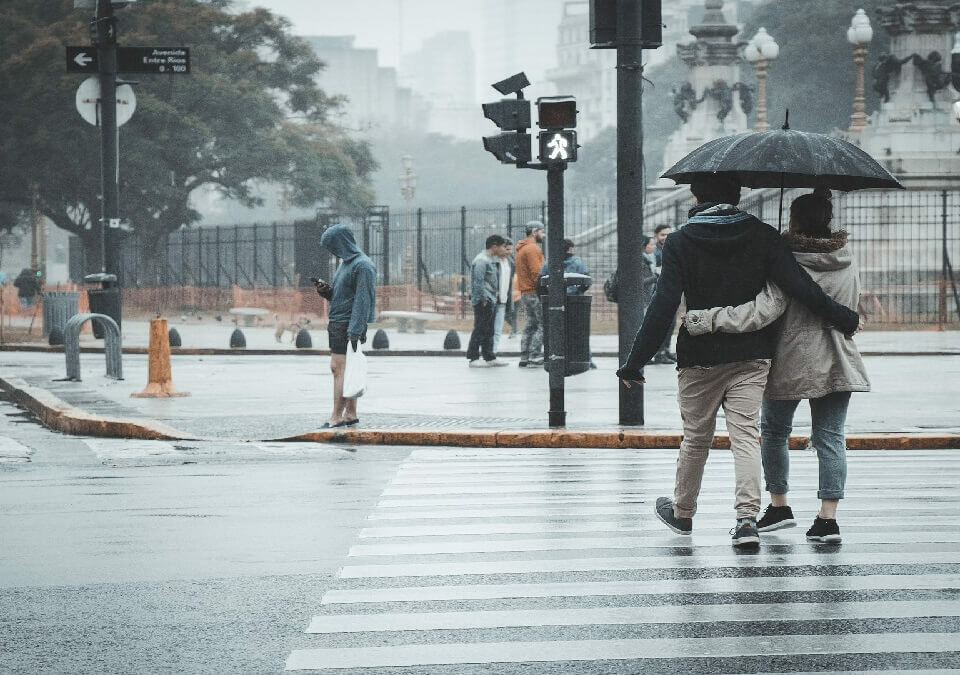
[469,360,489,368]
[488,359,508,367]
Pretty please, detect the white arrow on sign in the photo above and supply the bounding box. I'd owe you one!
[73,52,94,68]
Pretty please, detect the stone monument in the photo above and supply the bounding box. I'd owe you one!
[853,2,960,186]
[658,0,753,186]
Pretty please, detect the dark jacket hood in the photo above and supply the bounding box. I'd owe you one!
[678,202,763,252]
[320,224,362,261]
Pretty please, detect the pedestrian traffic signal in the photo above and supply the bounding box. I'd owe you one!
[589,0,664,49]
[539,130,578,164]
[537,96,578,130]
[481,72,533,166]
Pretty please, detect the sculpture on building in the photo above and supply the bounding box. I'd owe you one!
[697,80,734,122]
[911,51,952,103]
[872,53,912,102]
[672,82,698,123]
[732,82,754,116]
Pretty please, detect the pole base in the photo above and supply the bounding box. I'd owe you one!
[131,381,190,398]
[548,410,567,428]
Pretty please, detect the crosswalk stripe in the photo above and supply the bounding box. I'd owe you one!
[340,551,960,579]
[305,600,960,634]
[321,574,960,605]
[358,517,916,538]
[285,632,960,670]
[383,481,959,496]
[368,501,954,520]
[347,531,960,557]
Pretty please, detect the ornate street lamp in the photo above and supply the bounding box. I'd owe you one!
[398,154,417,206]
[847,9,874,132]
[745,27,779,132]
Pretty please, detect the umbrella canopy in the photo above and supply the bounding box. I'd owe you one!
[661,128,904,192]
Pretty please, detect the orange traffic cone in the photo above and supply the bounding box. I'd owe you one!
[131,317,189,398]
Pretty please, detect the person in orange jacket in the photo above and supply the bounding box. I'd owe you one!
[514,221,546,367]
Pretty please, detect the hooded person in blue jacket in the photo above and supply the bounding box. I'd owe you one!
[315,224,377,428]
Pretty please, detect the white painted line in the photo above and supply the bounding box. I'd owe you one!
[339,551,960,579]
[368,501,953,520]
[358,517,916,539]
[305,599,960,634]
[383,482,959,496]
[285,632,960,670]
[321,574,960,605]
[376,494,644,508]
[348,531,960,557]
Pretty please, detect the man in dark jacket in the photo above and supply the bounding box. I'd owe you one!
[14,268,41,308]
[617,175,860,548]
[315,224,377,428]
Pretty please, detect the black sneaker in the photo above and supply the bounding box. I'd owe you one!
[655,497,692,535]
[806,516,842,543]
[757,504,797,532]
[518,361,528,368]
[731,518,760,548]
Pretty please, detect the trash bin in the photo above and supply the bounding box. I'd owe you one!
[84,273,121,339]
[538,273,593,377]
[42,291,80,340]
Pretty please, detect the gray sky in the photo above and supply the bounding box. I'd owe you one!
[247,0,484,71]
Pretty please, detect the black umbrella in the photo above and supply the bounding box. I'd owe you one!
[661,114,904,228]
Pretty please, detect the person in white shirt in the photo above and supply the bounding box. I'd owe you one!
[493,238,515,354]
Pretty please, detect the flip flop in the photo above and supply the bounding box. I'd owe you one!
[342,418,359,427]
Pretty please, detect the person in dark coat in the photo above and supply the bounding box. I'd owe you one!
[14,268,41,308]
[617,174,860,549]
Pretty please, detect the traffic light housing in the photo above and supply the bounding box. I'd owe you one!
[536,96,578,164]
[481,72,533,166]
[482,99,531,131]
[589,0,663,49]
[483,133,532,164]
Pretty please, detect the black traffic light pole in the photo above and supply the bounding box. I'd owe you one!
[545,164,567,427]
[616,0,645,425]
[95,0,119,277]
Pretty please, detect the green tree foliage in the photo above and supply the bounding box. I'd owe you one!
[743,0,891,133]
[0,0,375,273]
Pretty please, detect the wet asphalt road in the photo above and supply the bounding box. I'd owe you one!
[3,395,960,674]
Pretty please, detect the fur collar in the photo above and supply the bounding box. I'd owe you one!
[783,230,848,253]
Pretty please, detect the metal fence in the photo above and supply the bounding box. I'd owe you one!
[78,187,960,327]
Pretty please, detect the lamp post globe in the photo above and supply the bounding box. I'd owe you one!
[747,28,777,131]
[847,9,873,132]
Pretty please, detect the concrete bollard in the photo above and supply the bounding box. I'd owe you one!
[372,328,390,350]
[49,327,65,347]
[132,318,189,398]
[443,329,461,350]
[230,328,246,349]
[295,328,312,349]
[168,327,182,347]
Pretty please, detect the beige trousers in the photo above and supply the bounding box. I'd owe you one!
[673,359,771,521]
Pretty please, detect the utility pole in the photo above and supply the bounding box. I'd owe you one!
[616,0,645,425]
[545,163,567,427]
[95,0,119,276]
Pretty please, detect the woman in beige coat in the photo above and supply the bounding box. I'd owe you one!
[684,193,869,543]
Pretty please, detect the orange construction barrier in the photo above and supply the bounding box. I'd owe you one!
[131,318,189,398]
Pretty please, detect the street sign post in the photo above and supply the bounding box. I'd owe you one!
[67,46,190,74]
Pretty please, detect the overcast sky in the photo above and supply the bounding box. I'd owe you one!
[246,0,485,71]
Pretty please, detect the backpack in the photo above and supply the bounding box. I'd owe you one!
[603,269,619,303]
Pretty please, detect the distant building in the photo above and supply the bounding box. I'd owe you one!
[480,0,565,99]
[301,35,428,133]
[401,31,484,139]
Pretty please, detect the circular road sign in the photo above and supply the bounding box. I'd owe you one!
[75,76,136,127]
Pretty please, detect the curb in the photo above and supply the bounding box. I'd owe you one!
[2,375,958,450]
[0,375,199,441]
[2,344,958,358]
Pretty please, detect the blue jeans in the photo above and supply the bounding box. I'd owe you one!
[760,392,851,500]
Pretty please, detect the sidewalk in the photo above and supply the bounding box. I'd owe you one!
[3,316,959,354]
[1,347,958,448]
